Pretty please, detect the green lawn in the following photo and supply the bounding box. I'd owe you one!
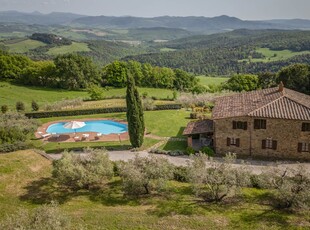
[159,140,188,151]
[196,76,228,86]
[0,150,308,229]
[4,39,46,53]
[240,48,310,63]
[0,82,175,111]
[47,42,91,55]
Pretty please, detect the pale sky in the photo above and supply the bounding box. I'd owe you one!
[0,0,310,20]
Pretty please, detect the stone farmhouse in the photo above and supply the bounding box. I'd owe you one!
[183,83,310,160]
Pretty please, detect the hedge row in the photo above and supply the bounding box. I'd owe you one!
[25,104,182,118]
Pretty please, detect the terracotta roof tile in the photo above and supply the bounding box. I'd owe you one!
[212,86,310,121]
[183,119,214,136]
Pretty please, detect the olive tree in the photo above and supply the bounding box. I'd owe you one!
[188,153,249,202]
[119,155,173,195]
[0,202,72,230]
[260,165,310,209]
[52,148,114,190]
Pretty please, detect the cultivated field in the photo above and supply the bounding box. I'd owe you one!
[46,42,91,55]
[3,39,46,53]
[196,76,228,86]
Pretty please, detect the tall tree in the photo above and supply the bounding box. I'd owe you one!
[126,72,145,148]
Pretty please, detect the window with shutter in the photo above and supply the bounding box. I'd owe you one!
[236,138,240,147]
[272,140,277,150]
[262,138,277,150]
[254,119,266,129]
[233,121,237,129]
[262,140,266,149]
[302,123,310,132]
[232,121,247,130]
[227,138,231,146]
[299,142,309,152]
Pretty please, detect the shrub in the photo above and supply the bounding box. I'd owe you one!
[31,100,39,111]
[142,97,155,110]
[200,146,214,157]
[172,91,178,100]
[87,84,105,100]
[142,92,148,99]
[0,113,38,152]
[1,105,8,113]
[16,101,25,112]
[173,166,189,182]
[190,112,198,119]
[119,155,174,195]
[52,149,114,190]
[186,146,195,155]
[0,202,72,230]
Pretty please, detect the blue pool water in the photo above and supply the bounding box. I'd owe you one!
[46,120,128,135]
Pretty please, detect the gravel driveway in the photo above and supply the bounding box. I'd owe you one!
[47,150,310,175]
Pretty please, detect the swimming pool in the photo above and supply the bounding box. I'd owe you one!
[46,120,128,135]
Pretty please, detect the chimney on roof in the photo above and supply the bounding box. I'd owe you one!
[278,81,284,92]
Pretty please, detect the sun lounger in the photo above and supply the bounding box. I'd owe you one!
[82,133,90,140]
[95,133,102,140]
[37,132,51,138]
[52,133,60,139]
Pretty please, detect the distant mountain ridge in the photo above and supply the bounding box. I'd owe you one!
[0,11,85,25]
[0,11,310,34]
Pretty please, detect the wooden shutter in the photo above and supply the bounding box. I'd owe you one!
[236,138,240,147]
[227,138,231,146]
[272,140,277,150]
[262,140,266,149]
[243,122,248,130]
[262,120,267,129]
[233,121,236,129]
[254,120,259,129]
[298,143,302,153]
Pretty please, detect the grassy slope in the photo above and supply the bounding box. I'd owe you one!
[0,150,309,229]
[197,76,228,86]
[4,39,46,53]
[0,82,175,110]
[240,48,310,63]
[47,42,91,55]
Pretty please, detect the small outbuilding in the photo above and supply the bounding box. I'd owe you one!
[182,119,214,150]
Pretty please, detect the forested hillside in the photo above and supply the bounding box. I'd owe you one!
[124,30,310,75]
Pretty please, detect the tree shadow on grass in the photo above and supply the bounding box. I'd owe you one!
[20,177,140,207]
[148,197,199,217]
[88,180,140,207]
[176,127,186,137]
[238,209,291,227]
[19,177,78,204]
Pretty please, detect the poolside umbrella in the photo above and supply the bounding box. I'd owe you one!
[63,121,86,135]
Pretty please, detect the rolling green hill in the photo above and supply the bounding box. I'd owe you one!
[2,39,46,53]
[124,30,310,75]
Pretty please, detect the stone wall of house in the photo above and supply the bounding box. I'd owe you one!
[214,117,310,160]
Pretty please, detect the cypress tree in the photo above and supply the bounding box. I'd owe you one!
[126,72,145,148]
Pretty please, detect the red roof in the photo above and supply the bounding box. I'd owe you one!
[212,86,310,121]
[183,119,214,136]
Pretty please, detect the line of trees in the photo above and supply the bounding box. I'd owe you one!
[51,150,310,210]
[0,50,198,91]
